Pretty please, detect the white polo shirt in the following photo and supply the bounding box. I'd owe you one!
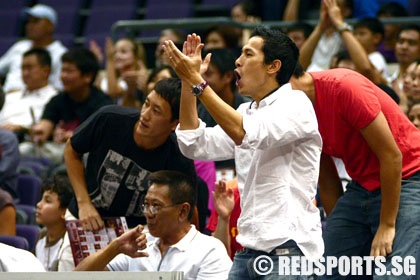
[107,225,232,280]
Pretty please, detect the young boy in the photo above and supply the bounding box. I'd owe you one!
[35,175,74,271]
[353,17,389,78]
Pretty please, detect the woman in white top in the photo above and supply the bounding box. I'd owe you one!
[99,38,149,109]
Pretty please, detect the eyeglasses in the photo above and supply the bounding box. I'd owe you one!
[141,203,182,215]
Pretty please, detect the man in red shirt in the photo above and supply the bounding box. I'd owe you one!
[290,64,420,279]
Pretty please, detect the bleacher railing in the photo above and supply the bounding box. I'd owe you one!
[110,16,420,43]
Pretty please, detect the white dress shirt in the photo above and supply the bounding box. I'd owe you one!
[107,225,232,280]
[0,40,67,92]
[0,243,45,272]
[0,84,57,128]
[176,83,324,261]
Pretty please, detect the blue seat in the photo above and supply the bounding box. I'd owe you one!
[0,235,29,251]
[16,174,42,207]
[16,204,37,225]
[16,224,41,252]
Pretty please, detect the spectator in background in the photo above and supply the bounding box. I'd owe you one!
[230,0,261,47]
[154,29,184,68]
[0,88,20,199]
[203,25,240,54]
[403,59,420,107]
[353,17,389,78]
[206,178,242,260]
[35,175,74,271]
[97,38,149,109]
[300,0,353,71]
[285,22,314,50]
[377,2,409,63]
[146,65,177,94]
[389,24,420,113]
[0,48,57,142]
[408,102,420,129]
[0,189,16,236]
[199,48,250,185]
[0,4,67,93]
[19,47,113,164]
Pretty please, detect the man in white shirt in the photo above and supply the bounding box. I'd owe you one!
[163,26,323,279]
[0,4,67,93]
[0,243,45,272]
[0,48,57,140]
[75,170,232,280]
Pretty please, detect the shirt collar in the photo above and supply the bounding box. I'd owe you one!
[248,83,293,110]
[153,225,198,253]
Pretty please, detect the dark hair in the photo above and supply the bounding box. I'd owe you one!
[148,170,196,220]
[147,65,178,85]
[40,175,74,209]
[286,22,314,40]
[232,0,259,18]
[397,24,420,38]
[153,77,181,121]
[61,47,99,85]
[377,2,408,17]
[334,50,352,66]
[204,25,240,50]
[354,17,385,41]
[23,48,52,67]
[204,48,236,91]
[251,25,299,85]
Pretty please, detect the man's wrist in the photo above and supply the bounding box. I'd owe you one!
[337,22,352,34]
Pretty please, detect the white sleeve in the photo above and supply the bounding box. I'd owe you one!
[176,119,235,161]
[106,254,131,271]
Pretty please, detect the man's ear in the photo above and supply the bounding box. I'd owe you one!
[267,59,282,75]
[83,73,94,85]
[178,202,191,222]
[170,120,179,131]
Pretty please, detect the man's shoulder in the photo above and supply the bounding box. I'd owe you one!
[47,40,68,53]
[96,104,139,119]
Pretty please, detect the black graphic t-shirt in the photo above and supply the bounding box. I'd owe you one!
[68,105,196,227]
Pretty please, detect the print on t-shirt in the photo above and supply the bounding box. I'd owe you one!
[91,150,150,217]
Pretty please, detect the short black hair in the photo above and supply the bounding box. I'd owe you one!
[147,65,178,85]
[148,170,196,220]
[204,25,240,50]
[397,24,420,38]
[204,48,236,91]
[377,2,408,17]
[251,25,299,85]
[354,17,385,42]
[40,175,74,209]
[286,22,314,39]
[23,48,52,67]
[153,77,181,121]
[61,47,99,85]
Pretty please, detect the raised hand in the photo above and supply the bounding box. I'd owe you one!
[115,225,149,258]
[162,33,203,83]
[212,180,235,221]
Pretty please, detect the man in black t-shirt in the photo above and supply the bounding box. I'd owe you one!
[21,48,113,163]
[64,78,197,229]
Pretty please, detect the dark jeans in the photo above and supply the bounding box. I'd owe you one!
[323,172,420,280]
[229,240,317,280]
